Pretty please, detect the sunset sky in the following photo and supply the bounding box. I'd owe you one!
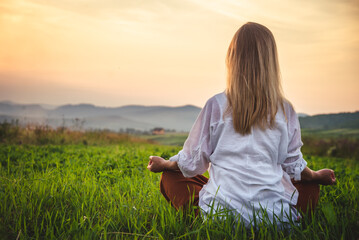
[0,0,358,115]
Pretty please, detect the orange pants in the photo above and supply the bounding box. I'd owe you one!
[160,170,320,214]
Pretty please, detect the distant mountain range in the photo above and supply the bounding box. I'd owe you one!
[0,101,358,132]
[0,101,201,132]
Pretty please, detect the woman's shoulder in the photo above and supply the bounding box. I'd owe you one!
[206,92,227,107]
[200,92,226,124]
[282,99,298,120]
[280,99,302,134]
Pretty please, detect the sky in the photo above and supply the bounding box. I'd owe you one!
[0,0,358,115]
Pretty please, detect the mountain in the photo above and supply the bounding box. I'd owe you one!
[0,102,201,132]
[297,113,309,118]
[0,102,48,118]
[299,111,359,130]
[1,101,358,132]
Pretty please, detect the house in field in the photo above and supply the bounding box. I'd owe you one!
[152,127,165,135]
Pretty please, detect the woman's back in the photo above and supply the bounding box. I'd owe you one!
[195,92,303,225]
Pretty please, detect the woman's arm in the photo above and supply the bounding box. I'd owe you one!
[147,156,179,173]
[300,167,336,185]
[147,97,218,177]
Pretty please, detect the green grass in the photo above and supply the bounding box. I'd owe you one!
[301,128,359,139]
[0,143,358,239]
[140,133,188,146]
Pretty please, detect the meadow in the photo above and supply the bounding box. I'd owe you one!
[0,126,358,239]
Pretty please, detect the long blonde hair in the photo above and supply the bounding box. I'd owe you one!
[225,22,286,135]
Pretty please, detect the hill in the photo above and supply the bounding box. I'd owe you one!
[299,111,359,130]
[0,101,201,132]
[1,101,358,132]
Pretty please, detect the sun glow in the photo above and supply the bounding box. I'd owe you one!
[0,0,358,114]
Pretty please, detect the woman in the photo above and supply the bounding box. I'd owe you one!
[147,22,336,226]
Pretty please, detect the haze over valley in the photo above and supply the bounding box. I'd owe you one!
[1,101,358,132]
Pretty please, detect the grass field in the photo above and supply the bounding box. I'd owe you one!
[301,128,359,140]
[140,133,188,146]
[1,142,358,239]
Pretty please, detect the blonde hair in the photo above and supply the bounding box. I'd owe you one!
[225,22,286,135]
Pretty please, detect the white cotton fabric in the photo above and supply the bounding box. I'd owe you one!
[169,92,307,226]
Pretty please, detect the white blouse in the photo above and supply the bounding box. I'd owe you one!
[169,92,307,226]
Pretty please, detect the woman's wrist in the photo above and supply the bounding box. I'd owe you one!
[311,170,320,183]
[164,160,179,171]
[300,167,315,182]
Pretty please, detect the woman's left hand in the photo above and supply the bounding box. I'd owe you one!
[147,156,167,173]
[314,169,336,185]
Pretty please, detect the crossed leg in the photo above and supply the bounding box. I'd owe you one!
[160,170,320,214]
[160,170,208,212]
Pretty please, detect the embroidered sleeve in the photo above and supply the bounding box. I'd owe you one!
[169,99,218,178]
[281,105,307,181]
